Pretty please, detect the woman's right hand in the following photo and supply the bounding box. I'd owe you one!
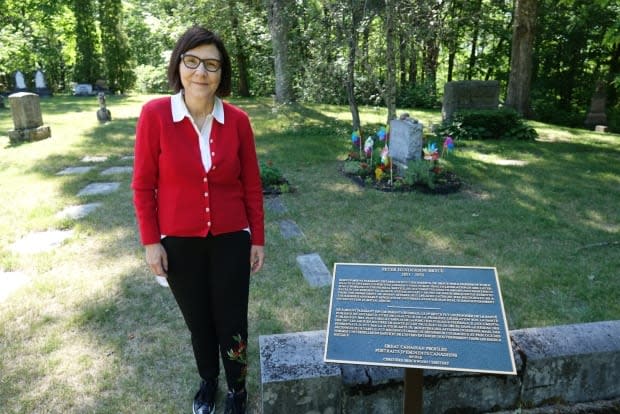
[145,243,168,276]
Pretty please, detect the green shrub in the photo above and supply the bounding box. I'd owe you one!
[260,161,284,186]
[435,108,538,141]
[403,159,435,189]
[134,64,169,94]
[397,81,441,109]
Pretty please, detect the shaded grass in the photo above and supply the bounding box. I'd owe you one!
[0,95,619,412]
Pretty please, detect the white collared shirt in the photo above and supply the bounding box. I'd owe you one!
[171,91,225,172]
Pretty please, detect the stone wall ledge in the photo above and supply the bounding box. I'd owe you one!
[260,320,620,414]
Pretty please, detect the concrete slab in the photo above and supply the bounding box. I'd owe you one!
[278,219,304,239]
[512,321,620,406]
[0,271,29,302]
[260,330,341,414]
[101,166,133,175]
[57,166,94,175]
[77,182,120,196]
[296,253,331,287]
[56,202,102,220]
[10,229,73,253]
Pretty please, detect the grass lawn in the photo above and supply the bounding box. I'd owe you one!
[0,95,618,413]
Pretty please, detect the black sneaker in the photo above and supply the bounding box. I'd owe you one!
[193,378,217,414]
[224,389,247,414]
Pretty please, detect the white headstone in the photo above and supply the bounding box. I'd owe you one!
[14,71,26,89]
[35,70,46,88]
[74,84,93,95]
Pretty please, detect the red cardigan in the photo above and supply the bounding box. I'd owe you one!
[132,96,264,246]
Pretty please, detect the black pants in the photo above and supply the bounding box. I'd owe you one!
[162,231,251,391]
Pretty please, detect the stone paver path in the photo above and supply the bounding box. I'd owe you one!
[4,153,335,302]
[10,230,74,254]
[56,203,102,220]
[77,182,120,196]
[81,155,108,163]
[57,166,94,175]
[101,166,133,175]
[2,153,137,302]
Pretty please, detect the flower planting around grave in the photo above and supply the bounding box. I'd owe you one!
[342,125,462,194]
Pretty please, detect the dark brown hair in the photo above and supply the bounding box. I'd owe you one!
[167,26,232,97]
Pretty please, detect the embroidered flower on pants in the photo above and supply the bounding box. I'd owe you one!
[227,334,247,382]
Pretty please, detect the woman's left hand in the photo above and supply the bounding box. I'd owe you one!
[250,245,264,274]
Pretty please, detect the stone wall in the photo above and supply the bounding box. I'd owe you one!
[260,320,620,413]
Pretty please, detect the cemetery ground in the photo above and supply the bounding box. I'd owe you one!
[0,95,618,413]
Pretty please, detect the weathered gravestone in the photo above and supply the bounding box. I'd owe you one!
[584,82,607,130]
[74,84,93,96]
[389,114,423,168]
[13,70,27,92]
[442,80,500,121]
[8,92,51,143]
[34,69,52,97]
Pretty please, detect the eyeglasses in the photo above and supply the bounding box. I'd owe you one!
[181,54,222,72]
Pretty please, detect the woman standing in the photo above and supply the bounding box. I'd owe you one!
[132,26,264,414]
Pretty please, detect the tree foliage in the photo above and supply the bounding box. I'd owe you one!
[0,0,619,130]
[98,0,135,93]
[72,0,102,85]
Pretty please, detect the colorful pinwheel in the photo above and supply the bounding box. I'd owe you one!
[351,130,361,147]
[364,137,374,157]
[381,145,390,165]
[423,142,439,161]
[377,126,387,142]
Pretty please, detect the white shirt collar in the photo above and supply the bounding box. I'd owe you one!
[171,91,224,124]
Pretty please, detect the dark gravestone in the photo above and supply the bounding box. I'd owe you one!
[584,82,607,129]
[442,80,500,121]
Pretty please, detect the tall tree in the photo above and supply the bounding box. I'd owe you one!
[343,0,364,133]
[99,0,135,93]
[266,0,295,103]
[72,0,102,84]
[384,0,397,121]
[228,0,251,97]
[505,0,538,117]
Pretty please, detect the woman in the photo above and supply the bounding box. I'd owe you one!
[132,26,264,414]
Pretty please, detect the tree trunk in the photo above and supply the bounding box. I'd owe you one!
[447,51,455,82]
[230,0,250,97]
[346,1,361,134]
[266,0,294,103]
[505,0,538,117]
[408,48,417,84]
[384,0,397,122]
[423,38,439,95]
[607,43,620,106]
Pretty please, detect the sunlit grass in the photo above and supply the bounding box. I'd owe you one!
[1,95,619,412]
